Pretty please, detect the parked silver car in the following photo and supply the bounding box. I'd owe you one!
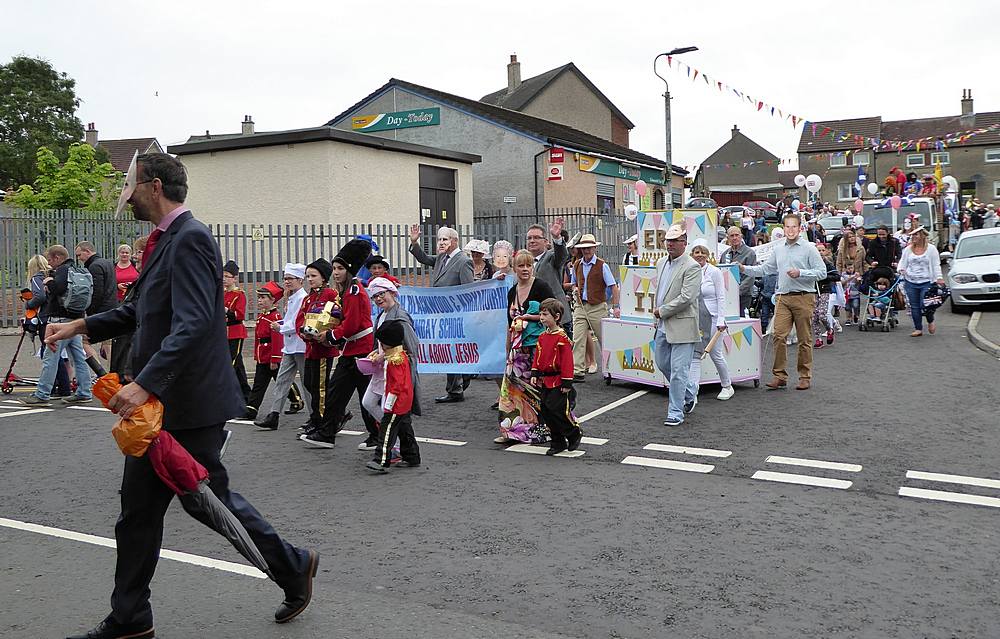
[946,228,1000,312]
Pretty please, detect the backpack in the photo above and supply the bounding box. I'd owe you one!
[61,265,94,314]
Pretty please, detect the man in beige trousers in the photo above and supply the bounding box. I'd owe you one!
[568,234,620,380]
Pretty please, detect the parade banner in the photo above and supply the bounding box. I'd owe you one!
[388,279,508,374]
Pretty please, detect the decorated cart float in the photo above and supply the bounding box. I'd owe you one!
[601,208,762,388]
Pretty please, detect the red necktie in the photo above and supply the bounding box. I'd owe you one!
[142,228,164,268]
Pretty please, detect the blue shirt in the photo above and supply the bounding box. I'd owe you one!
[570,256,617,302]
[744,237,826,294]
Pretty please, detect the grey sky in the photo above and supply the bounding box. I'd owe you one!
[6,0,997,172]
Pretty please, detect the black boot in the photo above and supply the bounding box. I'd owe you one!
[255,411,279,430]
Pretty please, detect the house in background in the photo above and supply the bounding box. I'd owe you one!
[84,123,163,172]
[797,91,1000,205]
[327,77,685,217]
[480,55,634,147]
[691,125,785,206]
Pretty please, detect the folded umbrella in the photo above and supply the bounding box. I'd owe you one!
[93,373,274,580]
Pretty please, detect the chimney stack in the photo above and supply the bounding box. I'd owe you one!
[961,89,974,116]
[507,54,521,94]
[731,124,739,139]
[85,122,98,147]
[242,114,255,136]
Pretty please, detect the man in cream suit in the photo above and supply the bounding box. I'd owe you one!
[409,224,474,402]
[652,224,702,426]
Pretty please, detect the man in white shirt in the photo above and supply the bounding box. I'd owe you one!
[255,263,311,430]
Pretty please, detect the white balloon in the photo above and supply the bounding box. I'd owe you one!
[805,174,823,194]
[794,174,807,187]
[791,199,801,211]
[624,204,638,221]
[867,182,879,195]
[854,214,865,227]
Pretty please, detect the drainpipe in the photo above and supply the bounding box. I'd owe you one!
[533,146,547,223]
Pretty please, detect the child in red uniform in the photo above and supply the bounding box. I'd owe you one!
[223,260,252,411]
[296,258,341,439]
[531,298,582,456]
[247,281,285,418]
[364,255,401,287]
[365,320,420,473]
[301,240,376,449]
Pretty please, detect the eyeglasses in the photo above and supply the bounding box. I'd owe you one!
[371,292,387,301]
[526,235,545,241]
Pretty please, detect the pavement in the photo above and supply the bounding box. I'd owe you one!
[2,303,1000,638]
[967,308,1000,359]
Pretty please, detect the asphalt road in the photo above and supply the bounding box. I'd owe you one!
[1,305,999,638]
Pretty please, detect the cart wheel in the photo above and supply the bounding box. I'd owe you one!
[1,384,12,394]
[754,379,760,388]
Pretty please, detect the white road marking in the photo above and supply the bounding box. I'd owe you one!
[751,470,852,490]
[905,470,1000,490]
[0,517,266,579]
[580,436,608,446]
[506,444,585,458]
[338,429,365,436]
[0,408,53,418]
[765,455,862,473]
[643,444,732,458]
[227,419,255,425]
[899,486,1000,509]
[414,436,466,447]
[67,405,110,412]
[621,455,714,473]
[577,390,648,423]
[0,404,32,410]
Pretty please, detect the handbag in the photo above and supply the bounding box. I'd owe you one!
[892,288,907,310]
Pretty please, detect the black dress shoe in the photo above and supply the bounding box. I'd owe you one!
[66,617,154,639]
[434,394,464,404]
[397,460,421,468]
[275,550,320,623]
[545,445,567,456]
[284,400,304,415]
[255,412,279,430]
[567,427,583,452]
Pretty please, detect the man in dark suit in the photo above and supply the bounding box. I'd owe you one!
[51,154,318,639]
[408,224,473,402]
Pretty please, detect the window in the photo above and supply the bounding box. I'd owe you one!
[986,149,1000,163]
[653,188,665,209]
[994,181,1000,199]
[930,152,950,165]
[837,183,854,201]
[906,154,925,168]
[766,192,777,199]
[852,151,870,166]
[829,153,847,168]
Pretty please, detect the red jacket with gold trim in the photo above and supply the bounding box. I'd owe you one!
[530,328,574,389]
[224,289,247,340]
[296,287,340,360]
[329,281,374,358]
[383,348,414,415]
[254,308,284,364]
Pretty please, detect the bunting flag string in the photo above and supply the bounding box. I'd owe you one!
[663,58,1000,152]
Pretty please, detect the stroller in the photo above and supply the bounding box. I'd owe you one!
[859,265,903,332]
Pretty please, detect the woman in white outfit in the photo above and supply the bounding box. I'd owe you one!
[684,239,734,414]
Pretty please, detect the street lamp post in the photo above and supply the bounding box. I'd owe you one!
[653,46,698,206]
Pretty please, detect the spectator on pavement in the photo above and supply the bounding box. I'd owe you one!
[569,234,621,380]
[684,239,733,411]
[465,239,494,281]
[75,241,116,377]
[720,226,757,317]
[21,245,93,406]
[836,231,867,277]
[409,224,473,403]
[23,254,72,396]
[114,244,139,302]
[741,213,827,391]
[898,226,944,337]
[652,224,702,426]
[623,234,641,265]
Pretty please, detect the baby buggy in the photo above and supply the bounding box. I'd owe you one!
[859,265,903,332]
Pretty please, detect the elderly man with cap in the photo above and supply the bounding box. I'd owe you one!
[569,233,620,380]
[622,234,641,265]
[652,224,702,426]
[255,263,311,431]
[720,226,757,317]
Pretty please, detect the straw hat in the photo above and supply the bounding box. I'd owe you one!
[574,233,601,248]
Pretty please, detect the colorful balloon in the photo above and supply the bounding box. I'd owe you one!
[635,180,647,197]
[854,199,864,213]
[890,195,902,209]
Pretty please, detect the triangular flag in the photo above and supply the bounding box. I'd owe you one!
[743,326,753,346]
[733,332,743,349]
[692,69,699,82]
[694,214,706,233]
[723,334,734,354]
[707,209,717,227]
[652,213,662,230]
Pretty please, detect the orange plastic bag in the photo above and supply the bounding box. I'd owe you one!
[93,373,163,457]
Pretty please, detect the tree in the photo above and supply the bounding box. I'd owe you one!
[7,143,120,211]
[0,56,84,188]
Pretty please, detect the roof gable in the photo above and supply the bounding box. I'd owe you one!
[326,78,686,175]
[702,130,778,165]
[97,138,162,172]
[796,117,882,153]
[479,62,635,129]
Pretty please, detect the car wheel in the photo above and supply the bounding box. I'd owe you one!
[950,299,973,314]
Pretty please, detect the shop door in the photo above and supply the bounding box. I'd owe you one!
[419,164,457,229]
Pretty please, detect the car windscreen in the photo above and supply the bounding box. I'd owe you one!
[956,233,1000,259]
[818,217,848,232]
[861,201,931,231]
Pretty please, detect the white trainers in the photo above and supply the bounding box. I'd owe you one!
[717,386,735,401]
